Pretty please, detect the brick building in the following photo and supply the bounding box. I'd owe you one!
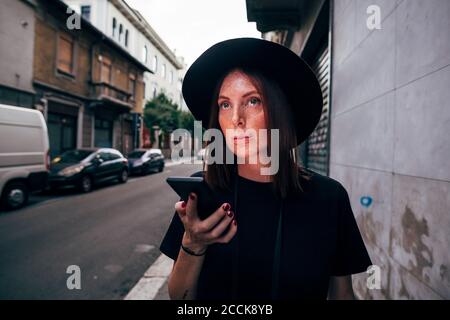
[33,0,151,158]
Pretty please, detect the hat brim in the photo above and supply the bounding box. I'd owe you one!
[182,37,323,146]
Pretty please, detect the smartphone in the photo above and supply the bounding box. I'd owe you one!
[166,176,224,220]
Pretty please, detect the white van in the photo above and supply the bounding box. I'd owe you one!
[0,104,50,210]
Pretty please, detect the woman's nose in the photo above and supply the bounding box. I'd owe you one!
[231,105,245,127]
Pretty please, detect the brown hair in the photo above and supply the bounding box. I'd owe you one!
[203,66,311,199]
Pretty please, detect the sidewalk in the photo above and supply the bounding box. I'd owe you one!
[154,280,170,300]
[124,254,172,300]
[164,157,202,167]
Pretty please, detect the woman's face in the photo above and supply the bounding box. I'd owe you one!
[217,69,267,161]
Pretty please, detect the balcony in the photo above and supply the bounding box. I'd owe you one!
[91,82,133,110]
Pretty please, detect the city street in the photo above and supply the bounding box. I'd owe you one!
[0,162,200,299]
[0,0,448,302]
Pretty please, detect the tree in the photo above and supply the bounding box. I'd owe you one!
[179,110,195,135]
[143,92,196,147]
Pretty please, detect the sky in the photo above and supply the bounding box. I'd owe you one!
[126,0,261,68]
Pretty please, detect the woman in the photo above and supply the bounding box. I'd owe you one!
[160,38,372,300]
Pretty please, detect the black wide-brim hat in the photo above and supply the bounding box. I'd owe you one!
[182,37,323,146]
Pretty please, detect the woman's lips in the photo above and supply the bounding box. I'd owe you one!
[233,136,251,144]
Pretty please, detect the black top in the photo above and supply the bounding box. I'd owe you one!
[159,170,372,300]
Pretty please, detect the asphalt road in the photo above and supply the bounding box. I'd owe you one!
[0,163,201,299]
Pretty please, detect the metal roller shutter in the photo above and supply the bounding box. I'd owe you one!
[304,44,330,176]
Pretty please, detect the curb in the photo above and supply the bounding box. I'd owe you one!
[124,254,172,300]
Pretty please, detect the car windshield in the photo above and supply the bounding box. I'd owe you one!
[128,151,145,158]
[53,150,93,163]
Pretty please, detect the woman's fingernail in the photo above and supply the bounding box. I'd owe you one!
[181,201,186,208]
[227,210,234,218]
[233,219,237,226]
[223,203,231,211]
[189,193,195,200]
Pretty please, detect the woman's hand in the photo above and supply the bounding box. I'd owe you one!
[174,192,237,254]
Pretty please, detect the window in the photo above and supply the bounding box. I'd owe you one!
[152,86,157,98]
[0,86,34,108]
[119,24,123,42]
[125,30,129,47]
[152,55,158,72]
[129,150,145,158]
[112,18,117,37]
[100,56,112,83]
[98,151,110,161]
[170,70,173,84]
[142,45,148,63]
[129,73,136,99]
[161,63,166,79]
[57,34,74,75]
[81,5,91,21]
[108,152,121,160]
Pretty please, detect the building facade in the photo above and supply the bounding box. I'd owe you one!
[63,0,187,108]
[0,0,36,108]
[32,0,149,158]
[247,0,450,299]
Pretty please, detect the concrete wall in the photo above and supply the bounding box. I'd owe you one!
[0,0,35,93]
[330,0,450,299]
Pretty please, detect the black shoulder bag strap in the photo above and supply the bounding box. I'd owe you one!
[231,173,239,299]
[272,198,284,300]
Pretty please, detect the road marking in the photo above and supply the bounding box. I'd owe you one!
[134,244,155,253]
[124,254,173,300]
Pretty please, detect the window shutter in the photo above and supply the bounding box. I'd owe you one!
[58,36,74,74]
[304,45,331,176]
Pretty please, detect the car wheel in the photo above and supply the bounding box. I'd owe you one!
[1,181,29,210]
[158,164,164,172]
[79,175,92,193]
[119,169,128,183]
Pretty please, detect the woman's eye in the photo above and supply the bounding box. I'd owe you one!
[248,97,261,106]
[219,102,230,109]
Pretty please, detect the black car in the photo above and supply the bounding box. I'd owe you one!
[127,148,165,175]
[49,148,129,193]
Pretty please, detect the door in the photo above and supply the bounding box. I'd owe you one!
[94,118,113,148]
[148,152,162,170]
[123,119,133,155]
[47,112,77,159]
[107,151,124,177]
[94,151,113,180]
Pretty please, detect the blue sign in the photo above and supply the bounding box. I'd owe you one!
[360,196,373,207]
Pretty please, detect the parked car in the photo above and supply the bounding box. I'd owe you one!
[49,148,128,193]
[0,104,50,210]
[127,148,165,175]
